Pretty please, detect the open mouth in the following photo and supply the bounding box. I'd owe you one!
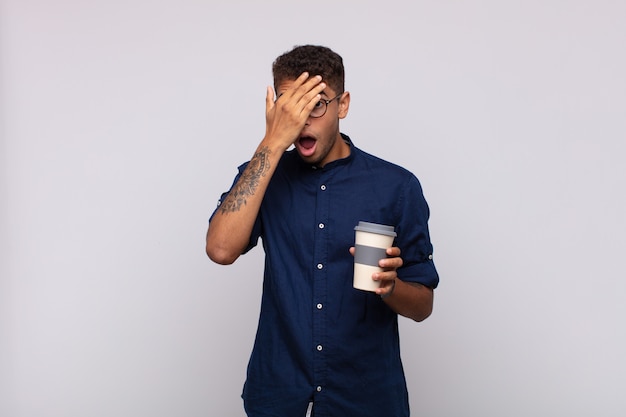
[298,136,316,150]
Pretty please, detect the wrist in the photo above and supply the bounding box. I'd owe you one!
[261,133,295,154]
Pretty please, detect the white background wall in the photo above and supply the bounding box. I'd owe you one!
[2,1,625,416]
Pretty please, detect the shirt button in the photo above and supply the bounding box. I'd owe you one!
[317,263,323,270]
[316,386,322,392]
[320,184,326,190]
[317,345,323,351]
[428,254,433,260]
[317,303,323,310]
[318,223,325,229]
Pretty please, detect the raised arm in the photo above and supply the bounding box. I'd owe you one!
[206,73,326,264]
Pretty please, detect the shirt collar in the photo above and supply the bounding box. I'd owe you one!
[304,133,355,171]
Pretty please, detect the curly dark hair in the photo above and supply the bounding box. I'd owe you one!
[272,45,345,94]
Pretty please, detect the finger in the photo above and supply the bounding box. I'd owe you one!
[295,71,311,85]
[292,77,324,112]
[291,74,323,101]
[279,73,322,105]
[296,81,327,118]
[379,256,403,270]
[274,74,321,116]
[265,86,275,112]
[373,271,396,283]
[386,247,401,257]
[282,72,312,99]
[376,278,396,296]
[300,73,324,91]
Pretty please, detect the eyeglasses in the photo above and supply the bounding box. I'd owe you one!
[310,93,343,118]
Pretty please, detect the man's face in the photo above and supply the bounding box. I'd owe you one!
[276,79,351,167]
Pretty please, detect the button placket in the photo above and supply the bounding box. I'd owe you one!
[312,175,330,399]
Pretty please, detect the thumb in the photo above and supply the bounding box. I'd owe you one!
[265,86,275,113]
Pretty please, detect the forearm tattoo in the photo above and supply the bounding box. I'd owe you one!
[220,147,271,213]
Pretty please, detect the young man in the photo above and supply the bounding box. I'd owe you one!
[206,45,439,417]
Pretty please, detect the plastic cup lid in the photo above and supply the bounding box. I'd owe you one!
[354,221,397,237]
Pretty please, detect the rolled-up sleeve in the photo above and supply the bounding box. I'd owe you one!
[395,175,439,289]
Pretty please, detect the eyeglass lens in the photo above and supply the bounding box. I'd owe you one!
[310,94,341,118]
[310,100,328,118]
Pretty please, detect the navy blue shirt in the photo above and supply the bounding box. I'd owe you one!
[214,135,439,417]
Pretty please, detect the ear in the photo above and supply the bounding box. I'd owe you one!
[338,91,351,119]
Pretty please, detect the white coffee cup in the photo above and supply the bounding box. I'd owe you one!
[353,221,397,292]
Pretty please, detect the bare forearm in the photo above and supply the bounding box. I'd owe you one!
[383,280,434,322]
[206,144,278,264]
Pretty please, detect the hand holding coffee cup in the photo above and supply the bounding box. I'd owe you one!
[353,221,397,292]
